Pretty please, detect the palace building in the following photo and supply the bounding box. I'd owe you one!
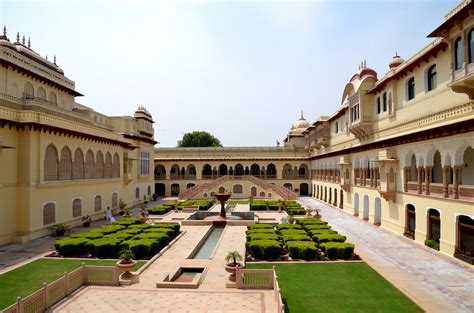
[0,29,156,244]
[154,1,474,263]
[0,1,473,264]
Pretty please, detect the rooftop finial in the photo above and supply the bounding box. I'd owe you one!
[45,55,48,60]
[21,35,25,45]
[16,32,20,43]
[364,59,367,68]
[53,55,56,64]
[27,37,31,48]
[3,26,6,37]
[301,110,304,119]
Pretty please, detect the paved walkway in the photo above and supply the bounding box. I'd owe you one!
[298,197,474,313]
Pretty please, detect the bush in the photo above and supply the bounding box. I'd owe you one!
[287,241,318,260]
[313,234,346,245]
[320,242,355,259]
[247,233,280,242]
[247,240,281,260]
[113,218,141,226]
[86,238,121,258]
[276,224,303,231]
[246,229,276,235]
[151,223,180,235]
[247,224,274,230]
[54,238,89,257]
[121,228,143,235]
[97,224,125,234]
[143,227,176,239]
[307,229,337,236]
[103,233,133,241]
[281,234,312,243]
[128,224,151,230]
[304,224,331,231]
[71,230,104,240]
[132,233,170,248]
[249,200,268,211]
[278,229,307,236]
[425,239,440,250]
[287,208,306,215]
[297,218,328,226]
[120,239,159,258]
[147,206,170,215]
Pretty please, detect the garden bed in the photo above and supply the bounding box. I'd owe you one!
[50,218,181,260]
[245,217,360,262]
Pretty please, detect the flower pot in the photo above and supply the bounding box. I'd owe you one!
[55,230,65,237]
[82,222,91,228]
[116,259,137,277]
[225,263,242,282]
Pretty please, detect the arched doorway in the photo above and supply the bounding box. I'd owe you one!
[427,209,440,241]
[235,164,244,176]
[154,165,166,180]
[300,183,309,196]
[250,164,260,176]
[251,186,257,197]
[171,184,180,196]
[374,197,382,225]
[155,183,165,196]
[267,164,277,178]
[202,164,212,178]
[218,164,228,176]
[339,190,344,209]
[455,215,473,263]
[284,183,293,191]
[354,193,359,216]
[404,204,416,240]
[363,195,369,221]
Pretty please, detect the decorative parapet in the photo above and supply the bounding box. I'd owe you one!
[445,0,471,20]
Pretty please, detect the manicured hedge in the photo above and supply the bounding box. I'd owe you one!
[287,208,306,215]
[249,200,268,211]
[276,224,303,231]
[247,233,280,242]
[320,242,355,259]
[313,234,346,245]
[304,224,331,231]
[248,240,281,260]
[246,229,276,235]
[128,224,151,230]
[103,233,133,241]
[247,224,274,230]
[307,229,337,236]
[132,233,169,248]
[71,230,104,240]
[121,228,143,235]
[152,223,180,235]
[54,238,89,257]
[297,218,328,226]
[179,200,214,210]
[86,238,121,258]
[143,227,176,239]
[278,229,307,236]
[97,224,125,234]
[287,241,318,260]
[121,239,159,259]
[147,206,170,215]
[113,218,141,226]
[281,234,312,243]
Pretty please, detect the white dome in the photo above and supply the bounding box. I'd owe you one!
[292,113,310,130]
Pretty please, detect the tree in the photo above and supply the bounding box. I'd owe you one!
[177,131,222,147]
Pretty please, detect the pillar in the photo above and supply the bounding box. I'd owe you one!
[403,167,409,192]
[425,166,432,196]
[442,166,450,198]
[453,165,462,199]
[417,167,422,194]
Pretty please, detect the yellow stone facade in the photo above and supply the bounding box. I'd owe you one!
[0,32,156,244]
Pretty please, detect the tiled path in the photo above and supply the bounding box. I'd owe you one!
[298,197,474,313]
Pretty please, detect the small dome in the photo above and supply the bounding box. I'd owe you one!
[389,54,404,69]
[291,112,310,130]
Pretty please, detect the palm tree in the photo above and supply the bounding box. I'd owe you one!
[225,251,242,266]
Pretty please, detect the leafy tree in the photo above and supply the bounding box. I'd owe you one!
[177,131,222,147]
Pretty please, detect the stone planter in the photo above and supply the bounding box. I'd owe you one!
[116,260,137,277]
[225,263,242,282]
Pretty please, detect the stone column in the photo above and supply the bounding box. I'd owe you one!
[403,167,409,192]
[362,168,367,186]
[425,166,432,195]
[442,166,450,198]
[417,167,422,194]
[370,168,375,187]
[453,165,462,199]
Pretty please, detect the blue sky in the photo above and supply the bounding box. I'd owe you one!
[2,0,459,147]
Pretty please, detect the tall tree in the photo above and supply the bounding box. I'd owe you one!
[177,131,222,147]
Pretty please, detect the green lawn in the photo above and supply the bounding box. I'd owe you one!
[0,258,145,310]
[247,263,422,313]
[228,200,249,204]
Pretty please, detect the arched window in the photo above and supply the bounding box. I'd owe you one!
[84,150,95,179]
[250,164,260,176]
[72,148,84,180]
[427,65,437,91]
[455,37,464,70]
[94,195,102,212]
[382,92,387,112]
[95,151,104,178]
[37,87,46,100]
[407,77,415,101]
[43,202,56,225]
[72,198,82,218]
[112,153,120,178]
[233,184,243,193]
[23,82,34,99]
[104,152,112,178]
[470,29,474,64]
[44,144,58,181]
[111,192,118,208]
[155,165,167,180]
[59,147,72,180]
[266,163,277,178]
[48,91,57,105]
[432,151,443,183]
[376,97,381,114]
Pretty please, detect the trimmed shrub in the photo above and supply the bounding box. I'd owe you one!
[297,218,328,226]
[97,224,125,234]
[425,239,440,251]
[248,240,281,260]
[278,229,307,236]
[120,239,159,258]
[132,233,169,248]
[307,229,337,236]
[247,224,274,230]
[151,223,180,235]
[248,233,280,242]
[143,227,176,239]
[54,238,89,257]
[121,228,143,235]
[281,234,312,243]
[313,233,346,245]
[249,200,268,211]
[320,242,355,259]
[287,241,318,260]
[276,224,303,231]
[287,208,306,215]
[128,224,151,230]
[113,218,141,226]
[103,233,133,241]
[71,231,104,240]
[304,224,331,231]
[86,238,121,258]
[147,206,170,215]
[246,229,276,235]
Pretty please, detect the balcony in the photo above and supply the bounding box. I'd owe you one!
[349,120,373,139]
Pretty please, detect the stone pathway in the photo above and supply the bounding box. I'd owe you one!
[298,197,474,313]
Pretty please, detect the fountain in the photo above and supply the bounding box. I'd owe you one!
[215,193,231,218]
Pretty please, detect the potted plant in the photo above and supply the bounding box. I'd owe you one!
[116,249,137,277]
[225,250,243,282]
[48,223,71,237]
[81,215,92,227]
[314,209,322,218]
[152,193,158,201]
[119,199,126,216]
[288,213,295,224]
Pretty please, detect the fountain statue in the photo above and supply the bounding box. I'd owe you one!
[215,193,231,219]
